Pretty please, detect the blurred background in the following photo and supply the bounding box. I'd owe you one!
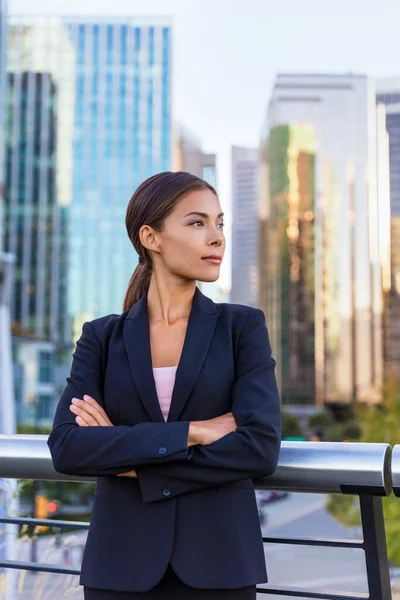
[1,0,400,598]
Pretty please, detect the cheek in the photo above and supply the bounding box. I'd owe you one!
[163,231,200,264]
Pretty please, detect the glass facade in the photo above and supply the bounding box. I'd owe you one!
[5,71,66,341]
[376,80,400,372]
[0,0,7,248]
[260,74,390,409]
[231,146,258,307]
[377,86,400,217]
[259,126,316,406]
[12,338,55,427]
[6,16,172,344]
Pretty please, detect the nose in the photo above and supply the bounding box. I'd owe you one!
[209,226,224,248]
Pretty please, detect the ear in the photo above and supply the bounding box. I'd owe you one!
[139,224,161,255]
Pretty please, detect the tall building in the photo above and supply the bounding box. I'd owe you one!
[202,153,217,188]
[7,16,173,344]
[5,71,67,340]
[260,74,390,412]
[173,124,217,184]
[259,126,317,408]
[0,0,7,248]
[231,146,258,307]
[173,124,228,302]
[5,16,172,427]
[376,79,400,374]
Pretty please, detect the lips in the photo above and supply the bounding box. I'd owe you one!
[202,255,222,264]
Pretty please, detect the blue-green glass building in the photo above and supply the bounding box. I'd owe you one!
[6,17,172,343]
[0,0,7,247]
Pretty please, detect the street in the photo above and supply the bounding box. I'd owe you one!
[258,492,367,599]
[0,492,378,599]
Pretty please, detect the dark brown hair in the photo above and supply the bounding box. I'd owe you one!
[123,171,217,310]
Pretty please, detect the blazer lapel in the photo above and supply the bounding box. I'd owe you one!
[123,291,165,423]
[123,286,219,423]
[167,287,219,422]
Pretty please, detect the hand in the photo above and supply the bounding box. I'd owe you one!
[69,395,114,427]
[189,412,237,446]
[116,470,137,478]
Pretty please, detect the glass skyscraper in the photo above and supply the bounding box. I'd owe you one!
[259,74,390,411]
[376,79,400,372]
[6,16,172,343]
[0,0,7,247]
[231,146,258,307]
[173,124,225,302]
[377,80,400,217]
[259,126,316,407]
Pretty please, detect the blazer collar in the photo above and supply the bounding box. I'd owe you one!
[123,286,219,422]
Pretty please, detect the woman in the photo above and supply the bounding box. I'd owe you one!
[48,171,282,599]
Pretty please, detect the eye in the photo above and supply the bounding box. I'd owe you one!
[218,222,224,229]
[190,220,204,227]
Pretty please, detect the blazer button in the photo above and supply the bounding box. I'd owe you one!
[158,447,168,456]
[162,488,172,497]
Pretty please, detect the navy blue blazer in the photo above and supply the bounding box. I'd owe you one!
[48,287,281,592]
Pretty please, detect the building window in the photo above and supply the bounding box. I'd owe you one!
[39,350,53,383]
[38,394,52,420]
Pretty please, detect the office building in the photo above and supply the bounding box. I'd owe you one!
[0,0,7,248]
[173,124,228,302]
[260,74,390,411]
[5,16,172,426]
[376,79,400,374]
[173,123,217,184]
[259,125,317,408]
[231,146,258,307]
[6,16,173,344]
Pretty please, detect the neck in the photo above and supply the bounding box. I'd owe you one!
[147,276,196,325]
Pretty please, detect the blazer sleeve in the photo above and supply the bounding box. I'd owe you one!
[47,321,192,477]
[135,308,282,502]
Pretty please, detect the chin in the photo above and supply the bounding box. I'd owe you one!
[197,271,220,283]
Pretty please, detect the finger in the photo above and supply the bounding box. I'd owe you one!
[70,403,100,426]
[75,415,89,427]
[71,398,104,423]
[83,396,113,426]
[83,395,103,412]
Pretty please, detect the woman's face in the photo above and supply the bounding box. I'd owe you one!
[153,188,225,283]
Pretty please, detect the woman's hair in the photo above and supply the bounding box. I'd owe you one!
[123,171,217,310]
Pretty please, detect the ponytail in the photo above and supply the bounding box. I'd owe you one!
[122,259,152,311]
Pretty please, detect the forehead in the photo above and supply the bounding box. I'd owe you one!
[173,188,222,216]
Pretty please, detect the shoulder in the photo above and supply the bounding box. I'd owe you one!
[214,302,266,334]
[82,311,130,343]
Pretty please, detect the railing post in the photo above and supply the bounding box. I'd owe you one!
[359,495,392,600]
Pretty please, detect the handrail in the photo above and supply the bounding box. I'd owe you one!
[0,435,393,496]
[391,444,400,496]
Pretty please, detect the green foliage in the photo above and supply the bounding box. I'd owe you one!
[17,424,52,435]
[327,376,400,565]
[307,407,361,442]
[281,411,304,439]
[308,410,334,430]
[18,479,95,505]
[342,421,362,441]
[327,494,359,527]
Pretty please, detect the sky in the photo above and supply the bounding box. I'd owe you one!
[9,0,400,289]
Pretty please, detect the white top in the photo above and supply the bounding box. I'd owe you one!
[152,366,178,422]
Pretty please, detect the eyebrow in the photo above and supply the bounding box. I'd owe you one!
[184,211,224,219]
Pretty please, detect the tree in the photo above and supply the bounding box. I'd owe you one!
[281,411,304,439]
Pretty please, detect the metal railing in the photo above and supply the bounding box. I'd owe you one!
[0,434,398,599]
